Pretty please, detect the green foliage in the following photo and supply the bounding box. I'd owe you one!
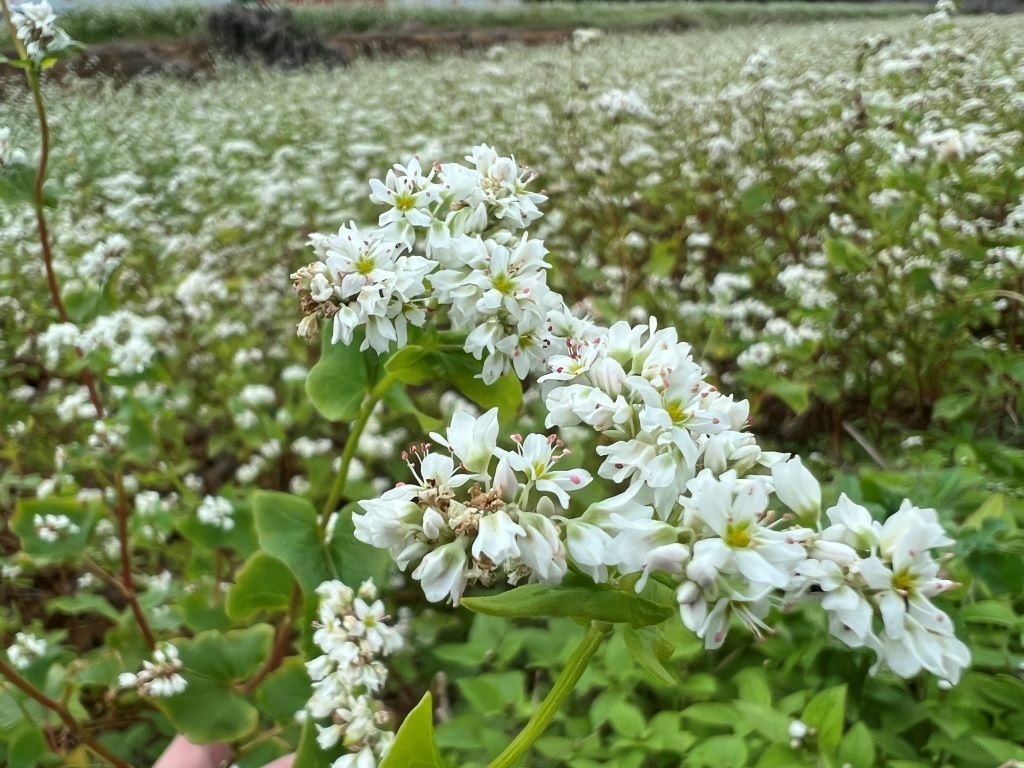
[225,551,295,621]
[380,693,447,768]
[306,328,370,422]
[1,12,1022,768]
[0,2,926,47]
[155,626,273,743]
[462,584,672,628]
[252,491,333,594]
[10,497,96,563]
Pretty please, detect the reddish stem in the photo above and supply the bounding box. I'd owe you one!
[241,584,302,696]
[0,657,131,768]
[114,472,156,651]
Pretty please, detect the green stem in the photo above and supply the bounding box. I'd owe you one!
[487,622,611,768]
[0,658,131,768]
[319,373,397,531]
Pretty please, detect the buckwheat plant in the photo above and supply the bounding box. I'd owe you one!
[288,146,970,767]
[2,1,996,766]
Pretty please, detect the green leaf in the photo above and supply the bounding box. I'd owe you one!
[47,593,121,623]
[255,657,312,725]
[688,734,748,767]
[766,378,810,414]
[440,349,521,422]
[387,343,522,422]
[157,675,259,744]
[294,718,332,768]
[932,393,977,423]
[155,625,274,743]
[961,600,1021,629]
[385,345,435,386]
[327,505,390,588]
[8,722,47,768]
[733,701,792,744]
[622,626,677,686]
[252,491,331,595]
[0,162,37,206]
[838,721,875,768]
[461,584,673,628]
[10,497,96,564]
[682,702,738,727]
[802,684,846,752]
[178,624,275,683]
[379,692,446,768]
[226,551,295,621]
[306,327,368,421]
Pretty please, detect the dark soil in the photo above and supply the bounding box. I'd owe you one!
[0,23,582,90]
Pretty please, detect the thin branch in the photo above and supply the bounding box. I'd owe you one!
[0,657,131,768]
[114,471,156,651]
[842,421,889,469]
[240,584,302,696]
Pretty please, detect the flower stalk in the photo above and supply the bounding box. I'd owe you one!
[486,622,611,768]
[320,372,397,530]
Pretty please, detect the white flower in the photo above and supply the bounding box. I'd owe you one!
[472,510,526,566]
[120,643,187,698]
[516,510,567,584]
[429,408,499,476]
[411,539,469,604]
[196,495,234,531]
[771,456,821,522]
[33,513,79,543]
[7,632,46,669]
[500,433,591,509]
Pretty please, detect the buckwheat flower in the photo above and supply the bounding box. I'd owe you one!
[464,144,547,229]
[33,513,79,542]
[239,384,276,407]
[682,470,810,590]
[499,433,592,509]
[429,408,499,476]
[307,579,400,766]
[472,509,526,566]
[196,495,234,531]
[0,127,24,168]
[370,156,440,241]
[771,456,821,522]
[119,642,187,698]
[516,508,568,585]
[411,539,470,604]
[11,1,56,57]
[7,632,47,669]
[789,719,810,748]
[282,364,308,383]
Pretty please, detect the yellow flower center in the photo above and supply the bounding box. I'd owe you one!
[665,400,687,424]
[395,193,416,212]
[724,521,753,549]
[355,256,375,276]
[492,273,515,295]
[892,568,915,594]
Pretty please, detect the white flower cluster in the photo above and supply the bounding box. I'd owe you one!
[347,150,970,685]
[118,642,187,698]
[33,512,79,542]
[6,631,46,669]
[354,409,593,604]
[196,495,234,531]
[307,579,403,768]
[37,311,165,378]
[0,126,27,168]
[293,146,576,384]
[9,0,71,63]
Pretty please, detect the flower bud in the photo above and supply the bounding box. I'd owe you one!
[772,456,821,524]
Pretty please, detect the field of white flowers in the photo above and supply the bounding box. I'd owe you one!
[2,5,1023,768]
